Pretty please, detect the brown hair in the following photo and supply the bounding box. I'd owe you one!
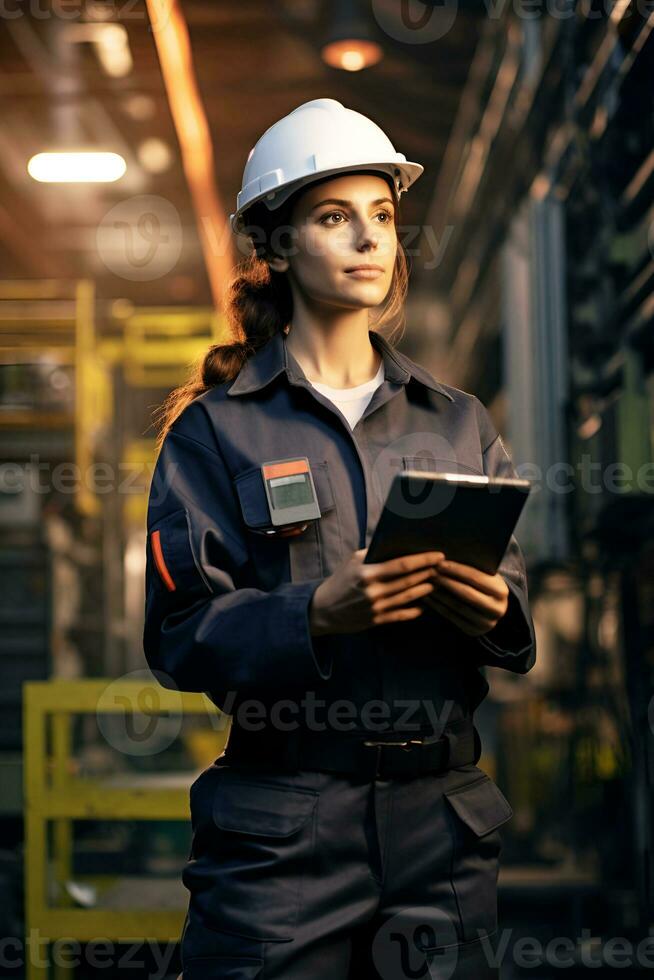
[152,171,410,451]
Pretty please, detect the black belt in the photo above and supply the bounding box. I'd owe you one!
[223,716,481,780]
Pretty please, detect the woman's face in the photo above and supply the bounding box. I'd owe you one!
[276,173,398,311]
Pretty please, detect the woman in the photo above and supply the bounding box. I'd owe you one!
[143,99,536,980]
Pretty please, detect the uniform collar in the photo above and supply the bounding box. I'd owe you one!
[226,328,454,402]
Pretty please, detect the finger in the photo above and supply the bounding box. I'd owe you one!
[422,594,488,636]
[369,566,437,599]
[432,574,503,618]
[368,551,445,582]
[426,589,497,632]
[373,605,425,626]
[374,580,435,613]
[437,560,504,599]
[429,586,496,627]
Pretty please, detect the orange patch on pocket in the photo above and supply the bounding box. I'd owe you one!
[151,529,176,591]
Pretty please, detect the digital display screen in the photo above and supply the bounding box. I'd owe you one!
[269,473,314,509]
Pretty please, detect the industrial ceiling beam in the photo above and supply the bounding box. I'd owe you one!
[145,0,236,321]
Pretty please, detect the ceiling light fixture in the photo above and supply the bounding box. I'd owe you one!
[321,0,383,72]
[27,151,127,183]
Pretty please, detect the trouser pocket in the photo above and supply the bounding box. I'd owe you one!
[443,774,513,945]
[182,769,319,943]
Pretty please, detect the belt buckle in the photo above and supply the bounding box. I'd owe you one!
[363,737,426,751]
[363,738,408,747]
[362,737,426,778]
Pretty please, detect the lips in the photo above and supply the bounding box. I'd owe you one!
[344,265,385,280]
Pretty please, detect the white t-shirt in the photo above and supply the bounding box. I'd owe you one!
[308,357,385,429]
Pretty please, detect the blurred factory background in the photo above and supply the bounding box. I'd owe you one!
[0,0,653,976]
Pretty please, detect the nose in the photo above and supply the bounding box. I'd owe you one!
[355,222,380,251]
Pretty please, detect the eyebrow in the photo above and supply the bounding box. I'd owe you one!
[309,197,396,213]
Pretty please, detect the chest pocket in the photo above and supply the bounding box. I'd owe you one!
[233,459,341,588]
[402,455,484,477]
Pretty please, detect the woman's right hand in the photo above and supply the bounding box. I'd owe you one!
[308,548,444,635]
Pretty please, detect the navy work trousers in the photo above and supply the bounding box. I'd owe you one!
[179,760,513,979]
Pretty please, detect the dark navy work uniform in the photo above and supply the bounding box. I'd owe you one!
[142,327,537,979]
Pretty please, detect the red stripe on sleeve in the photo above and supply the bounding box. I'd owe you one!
[151,529,176,591]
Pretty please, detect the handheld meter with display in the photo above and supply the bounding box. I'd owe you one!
[260,457,322,535]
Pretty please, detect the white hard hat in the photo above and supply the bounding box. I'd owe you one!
[230,98,424,235]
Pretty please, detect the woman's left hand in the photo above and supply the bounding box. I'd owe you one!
[422,558,509,637]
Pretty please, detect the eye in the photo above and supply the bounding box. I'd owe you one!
[320,210,346,225]
[319,209,394,226]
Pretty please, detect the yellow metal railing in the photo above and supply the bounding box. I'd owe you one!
[0,279,111,517]
[23,679,230,979]
[0,279,227,520]
[117,306,223,388]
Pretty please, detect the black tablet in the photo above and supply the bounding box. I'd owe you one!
[363,470,532,575]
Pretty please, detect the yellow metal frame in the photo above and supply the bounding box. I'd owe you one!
[74,280,112,518]
[122,438,158,526]
[0,279,227,520]
[112,305,224,388]
[23,679,230,977]
[0,279,112,518]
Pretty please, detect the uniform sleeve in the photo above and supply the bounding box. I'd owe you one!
[142,400,334,696]
[470,396,537,675]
